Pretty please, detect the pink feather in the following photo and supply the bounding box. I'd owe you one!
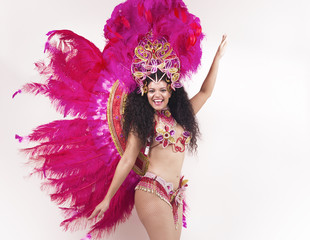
[16,0,203,238]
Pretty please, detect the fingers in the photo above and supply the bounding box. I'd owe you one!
[221,34,227,45]
[97,209,105,218]
[88,207,106,220]
[220,34,228,50]
[88,200,110,221]
[88,209,99,220]
[215,34,228,59]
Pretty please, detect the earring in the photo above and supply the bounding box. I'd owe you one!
[167,84,172,93]
[142,81,148,95]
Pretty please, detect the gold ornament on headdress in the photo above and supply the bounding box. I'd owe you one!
[131,31,181,95]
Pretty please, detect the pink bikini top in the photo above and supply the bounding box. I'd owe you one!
[143,110,191,155]
[151,120,191,153]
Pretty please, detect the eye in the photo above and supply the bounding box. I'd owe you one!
[148,89,155,93]
[160,89,167,92]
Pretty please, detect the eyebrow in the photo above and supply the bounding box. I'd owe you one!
[148,87,167,90]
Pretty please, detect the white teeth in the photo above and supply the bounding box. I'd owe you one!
[153,99,163,106]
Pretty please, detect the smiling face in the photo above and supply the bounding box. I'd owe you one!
[147,80,171,111]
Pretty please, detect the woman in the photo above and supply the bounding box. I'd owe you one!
[15,1,226,238]
[89,34,227,239]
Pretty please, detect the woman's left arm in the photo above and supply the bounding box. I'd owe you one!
[190,34,227,114]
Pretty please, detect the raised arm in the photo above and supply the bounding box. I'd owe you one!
[190,34,227,114]
[88,132,143,219]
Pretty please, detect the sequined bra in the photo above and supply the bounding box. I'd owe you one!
[144,109,191,155]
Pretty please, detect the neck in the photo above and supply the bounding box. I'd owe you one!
[156,108,175,126]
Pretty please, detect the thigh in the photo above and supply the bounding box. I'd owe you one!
[135,189,179,240]
[175,203,183,239]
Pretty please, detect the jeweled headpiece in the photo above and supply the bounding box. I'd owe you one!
[14,0,204,237]
[131,31,181,94]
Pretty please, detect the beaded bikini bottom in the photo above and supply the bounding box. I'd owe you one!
[135,172,188,228]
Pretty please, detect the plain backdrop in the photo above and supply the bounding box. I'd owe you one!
[0,0,309,239]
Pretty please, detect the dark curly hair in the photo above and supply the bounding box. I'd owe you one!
[123,71,200,152]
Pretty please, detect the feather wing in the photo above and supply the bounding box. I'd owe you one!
[15,30,140,238]
[15,0,204,238]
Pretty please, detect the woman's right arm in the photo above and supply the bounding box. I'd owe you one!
[88,132,143,220]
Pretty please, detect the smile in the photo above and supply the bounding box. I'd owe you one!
[153,99,163,105]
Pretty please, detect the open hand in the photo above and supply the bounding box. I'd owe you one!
[88,198,110,220]
[215,34,227,59]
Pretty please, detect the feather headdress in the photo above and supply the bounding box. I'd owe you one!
[14,0,203,239]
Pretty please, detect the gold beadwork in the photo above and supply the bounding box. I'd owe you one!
[135,185,172,209]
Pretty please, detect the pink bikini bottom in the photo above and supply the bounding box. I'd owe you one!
[135,172,188,228]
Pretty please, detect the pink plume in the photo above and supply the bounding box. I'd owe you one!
[16,0,203,238]
[12,89,22,98]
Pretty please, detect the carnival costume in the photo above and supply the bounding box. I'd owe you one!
[14,0,203,238]
[135,172,189,228]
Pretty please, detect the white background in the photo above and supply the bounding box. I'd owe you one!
[1,0,309,239]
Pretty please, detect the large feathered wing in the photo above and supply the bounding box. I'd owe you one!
[15,0,204,238]
[14,30,140,239]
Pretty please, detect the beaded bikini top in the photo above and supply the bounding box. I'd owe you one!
[144,109,191,155]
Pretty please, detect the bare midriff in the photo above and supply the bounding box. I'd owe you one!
[147,123,186,190]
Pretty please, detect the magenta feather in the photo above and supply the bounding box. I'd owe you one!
[103,0,204,92]
[16,0,203,238]
[17,29,139,238]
